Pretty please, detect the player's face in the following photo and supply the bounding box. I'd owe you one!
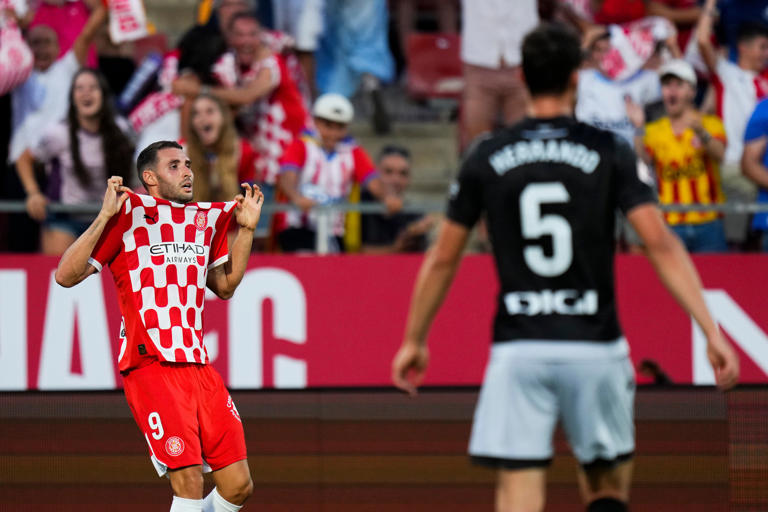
[152,148,194,203]
[378,154,411,196]
[661,77,694,117]
[230,18,261,65]
[314,117,348,150]
[72,72,103,120]
[191,97,224,147]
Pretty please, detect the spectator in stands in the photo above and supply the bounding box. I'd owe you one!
[716,0,768,63]
[315,0,395,134]
[576,28,662,149]
[173,11,309,227]
[459,0,538,150]
[9,0,106,163]
[183,94,256,203]
[631,59,729,252]
[697,0,768,245]
[14,68,135,255]
[741,98,768,251]
[271,0,323,99]
[276,93,402,252]
[361,145,433,253]
[30,0,99,68]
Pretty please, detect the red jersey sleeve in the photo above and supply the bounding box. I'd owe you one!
[352,146,376,184]
[208,204,236,270]
[89,199,130,272]
[279,138,307,173]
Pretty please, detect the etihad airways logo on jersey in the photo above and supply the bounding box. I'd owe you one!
[489,140,600,175]
[149,242,205,264]
[504,289,598,316]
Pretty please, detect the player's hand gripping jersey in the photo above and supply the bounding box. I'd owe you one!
[448,116,656,343]
[88,192,236,372]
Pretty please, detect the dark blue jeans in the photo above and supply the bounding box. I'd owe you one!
[671,220,728,253]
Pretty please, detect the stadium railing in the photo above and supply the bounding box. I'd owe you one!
[1,200,768,253]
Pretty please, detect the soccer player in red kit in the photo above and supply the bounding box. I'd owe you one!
[55,140,263,512]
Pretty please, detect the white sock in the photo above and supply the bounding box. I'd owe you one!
[202,487,243,512]
[170,496,203,512]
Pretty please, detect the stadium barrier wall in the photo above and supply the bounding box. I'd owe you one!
[0,254,767,391]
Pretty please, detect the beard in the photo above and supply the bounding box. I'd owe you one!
[157,179,194,204]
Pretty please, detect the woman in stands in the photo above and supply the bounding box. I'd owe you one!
[16,68,134,255]
[183,94,256,203]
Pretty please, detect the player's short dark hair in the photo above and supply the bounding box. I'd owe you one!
[737,21,768,44]
[522,23,583,97]
[136,141,183,187]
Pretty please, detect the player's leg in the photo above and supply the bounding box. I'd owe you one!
[496,468,547,512]
[203,460,254,511]
[469,343,558,512]
[556,345,636,511]
[577,459,633,510]
[500,66,528,126]
[168,464,205,499]
[199,366,252,510]
[461,63,500,149]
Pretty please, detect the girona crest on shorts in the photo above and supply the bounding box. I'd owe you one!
[165,436,185,456]
[194,211,208,231]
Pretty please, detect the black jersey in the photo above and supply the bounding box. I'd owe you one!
[447,116,656,343]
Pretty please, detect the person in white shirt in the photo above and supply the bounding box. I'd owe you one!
[697,0,768,244]
[460,0,538,150]
[575,30,662,149]
[8,0,106,163]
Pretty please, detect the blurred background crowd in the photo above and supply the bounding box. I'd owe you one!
[2,0,768,255]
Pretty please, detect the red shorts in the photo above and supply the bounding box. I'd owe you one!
[123,361,247,476]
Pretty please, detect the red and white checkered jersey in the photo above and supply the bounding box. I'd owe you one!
[213,51,309,185]
[88,192,236,373]
[279,132,376,235]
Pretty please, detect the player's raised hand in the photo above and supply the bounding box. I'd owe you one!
[392,341,429,397]
[99,176,131,219]
[707,331,740,390]
[234,183,263,231]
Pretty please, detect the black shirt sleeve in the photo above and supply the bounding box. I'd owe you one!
[612,135,657,215]
[446,146,486,228]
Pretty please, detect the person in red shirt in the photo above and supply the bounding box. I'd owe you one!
[276,93,402,252]
[54,141,263,512]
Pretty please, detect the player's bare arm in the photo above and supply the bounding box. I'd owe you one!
[392,219,470,396]
[206,183,264,299]
[628,203,739,389]
[55,176,131,287]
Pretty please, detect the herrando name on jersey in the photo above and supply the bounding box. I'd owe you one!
[489,140,600,175]
[504,289,598,316]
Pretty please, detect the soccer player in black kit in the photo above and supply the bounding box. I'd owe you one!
[392,24,739,512]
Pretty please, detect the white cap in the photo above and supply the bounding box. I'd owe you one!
[658,59,697,87]
[312,93,354,124]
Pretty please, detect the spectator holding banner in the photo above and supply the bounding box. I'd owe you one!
[631,59,729,252]
[15,69,135,255]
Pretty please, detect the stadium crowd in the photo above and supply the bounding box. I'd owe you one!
[2,0,768,254]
